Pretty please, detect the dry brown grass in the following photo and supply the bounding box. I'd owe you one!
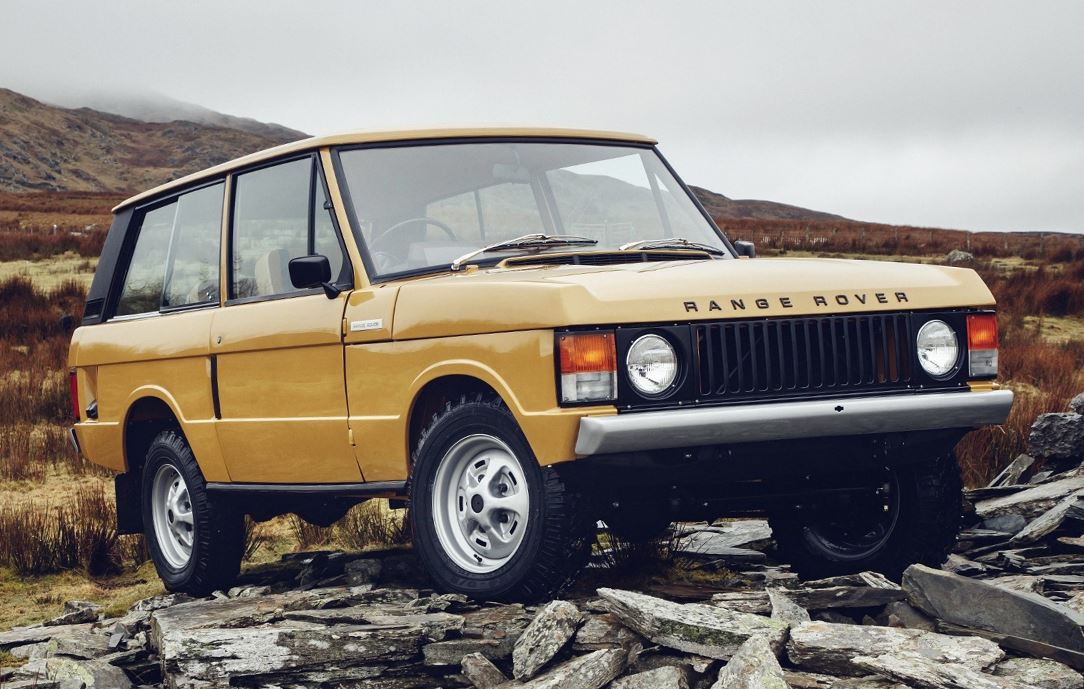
[0,483,146,576]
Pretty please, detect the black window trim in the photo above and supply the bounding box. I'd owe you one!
[224,152,355,307]
[106,177,227,322]
[330,136,738,285]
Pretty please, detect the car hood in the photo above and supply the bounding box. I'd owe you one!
[390,257,995,340]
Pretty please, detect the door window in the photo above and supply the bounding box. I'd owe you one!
[231,157,348,300]
[162,184,224,308]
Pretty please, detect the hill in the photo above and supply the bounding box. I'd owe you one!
[690,185,844,222]
[49,90,308,143]
[0,89,304,194]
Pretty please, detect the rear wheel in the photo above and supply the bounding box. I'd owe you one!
[410,395,593,601]
[770,452,962,580]
[141,430,245,595]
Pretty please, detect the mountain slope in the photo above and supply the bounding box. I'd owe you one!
[52,90,308,143]
[0,89,303,193]
[690,185,844,222]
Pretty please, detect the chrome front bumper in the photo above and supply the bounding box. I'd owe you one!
[574,389,1014,455]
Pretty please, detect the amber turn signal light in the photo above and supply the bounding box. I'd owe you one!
[966,314,998,377]
[558,332,617,403]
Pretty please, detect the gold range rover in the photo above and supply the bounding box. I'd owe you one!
[68,128,1013,599]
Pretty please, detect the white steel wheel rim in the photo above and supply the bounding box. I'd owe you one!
[432,434,530,574]
[151,464,194,569]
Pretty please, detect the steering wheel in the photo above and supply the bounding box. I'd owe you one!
[370,216,458,255]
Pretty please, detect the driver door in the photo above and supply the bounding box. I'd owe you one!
[210,155,361,484]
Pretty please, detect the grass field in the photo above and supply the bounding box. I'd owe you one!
[1,194,1081,627]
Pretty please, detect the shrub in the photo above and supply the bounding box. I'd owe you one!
[0,484,147,576]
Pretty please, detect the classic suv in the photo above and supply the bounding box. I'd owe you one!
[69,129,1013,599]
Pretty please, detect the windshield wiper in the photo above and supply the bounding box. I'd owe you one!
[619,238,726,256]
[451,234,599,271]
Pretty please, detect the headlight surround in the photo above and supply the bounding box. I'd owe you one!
[916,319,959,378]
[626,334,679,396]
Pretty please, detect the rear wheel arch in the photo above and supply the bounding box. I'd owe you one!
[123,396,183,475]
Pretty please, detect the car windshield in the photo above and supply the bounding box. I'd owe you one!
[335,141,731,278]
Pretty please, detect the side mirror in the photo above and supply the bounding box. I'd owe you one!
[734,240,756,258]
[288,255,340,298]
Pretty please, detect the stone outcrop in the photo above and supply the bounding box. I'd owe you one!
[512,600,583,680]
[597,587,787,660]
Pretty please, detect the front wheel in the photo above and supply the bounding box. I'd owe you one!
[409,396,593,601]
[141,430,245,595]
[770,452,962,580]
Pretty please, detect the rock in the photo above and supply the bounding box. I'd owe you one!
[710,635,787,689]
[711,591,771,615]
[344,558,383,586]
[989,575,1046,594]
[0,623,95,652]
[1070,393,1084,416]
[782,670,843,688]
[902,564,1084,653]
[573,613,640,651]
[14,657,132,689]
[989,455,1037,488]
[513,600,584,680]
[946,249,975,265]
[129,593,194,612]
[612,665,689,689]
[767,589,810,625]
[510,647,627,689]
[881,600,936,631]
[284,607,463,641]
[786,621,1004,676]
[425,638,509,665]
[598,588,787,660]
[672,531,768,565]
[1064,592,1084,616]
[1030,414,1084,461]
[157,623,424,684]
[676,520,773,548]
[44,602,101,627]
[975,475,1084,523]
[853,651,1027,689]
[979,514,1030,536]
[462,651,509,689]
[226,585,271,598]
[1011,493,1083,544]
[993,657,1084,689]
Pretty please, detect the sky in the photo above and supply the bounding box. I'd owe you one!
[3,1,1083,233]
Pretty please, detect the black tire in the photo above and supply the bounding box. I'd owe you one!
[141,429,245,595]
[770,452,962,580]
[409,395,594,601]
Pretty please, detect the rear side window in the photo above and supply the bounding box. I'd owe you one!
[230,157,347,300]
[115,203,176,316]
[113,183,225,318]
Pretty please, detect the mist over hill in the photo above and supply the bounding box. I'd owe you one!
[0,88,303,194]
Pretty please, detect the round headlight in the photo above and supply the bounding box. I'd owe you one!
[916,320,959,378]
[627,334,678,396]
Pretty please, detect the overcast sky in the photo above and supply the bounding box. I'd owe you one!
[4,1,1083,232]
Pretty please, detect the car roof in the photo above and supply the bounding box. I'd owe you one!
[112,127,657,212]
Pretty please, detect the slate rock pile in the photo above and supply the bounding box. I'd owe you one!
[2,407,1084,688]
[2,547,1083,688]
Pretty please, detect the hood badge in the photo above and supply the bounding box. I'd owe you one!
[683,291,909,313]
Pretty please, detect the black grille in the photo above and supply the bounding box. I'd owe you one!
[693,313,913,401]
